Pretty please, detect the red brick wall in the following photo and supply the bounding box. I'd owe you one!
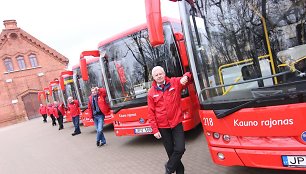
[0,26,68,127]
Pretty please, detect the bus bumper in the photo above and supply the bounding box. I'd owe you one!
[209,146,306,170]
[114,123,153,136]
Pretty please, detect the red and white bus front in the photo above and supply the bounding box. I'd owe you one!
[172,0,306,170]
[97,19,200,136]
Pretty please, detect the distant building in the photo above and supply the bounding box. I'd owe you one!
[0,20,69,127]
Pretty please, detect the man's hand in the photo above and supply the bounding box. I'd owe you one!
[180,76,188,85]
[154,132,162,139]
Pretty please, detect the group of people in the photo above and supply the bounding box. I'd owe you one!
[39,87,110,147]
[38,66,192,174]
[39,101,65,130]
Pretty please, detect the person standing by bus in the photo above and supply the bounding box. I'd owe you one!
[53,101,65,130]
[47,103,56,126]
[147,66,192,174]
[67,96,81,136]
[39,104,48,123]
[88,87,110,147]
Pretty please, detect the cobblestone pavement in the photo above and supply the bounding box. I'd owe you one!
[0,118,305,174]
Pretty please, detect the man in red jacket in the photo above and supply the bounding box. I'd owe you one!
[147,66,192,174]
[53,101,65,130]
[67,97,81,136]
[88,87,110,147]
[39,104,48,123]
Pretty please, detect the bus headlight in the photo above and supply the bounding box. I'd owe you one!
[213,132,220,139]
[223,134,231,142]
[217,152,225,160]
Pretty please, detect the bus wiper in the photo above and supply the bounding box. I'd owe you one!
[215,99,257,119]
[199,71,292,97]
[215,91,305,119]
[113,105,125,114]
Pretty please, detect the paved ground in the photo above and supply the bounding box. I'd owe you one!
[0,118,305,174]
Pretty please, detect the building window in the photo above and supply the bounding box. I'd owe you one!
[29,54,38,67]
[17,56,26,70]
[4,58,14,72]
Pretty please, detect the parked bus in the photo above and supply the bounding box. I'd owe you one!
[49,79,64,104]
[81,17,201,136]
[38,90,48,105]
[145,0,306,170]
[73,54,112,127]
[59,70,78,122]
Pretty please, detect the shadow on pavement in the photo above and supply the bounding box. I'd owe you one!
[123,134,163,146]
[185,124,203,143]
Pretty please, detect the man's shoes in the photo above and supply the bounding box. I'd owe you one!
[165,164,172,174]
[96,141,100,147]
[98,140,106,147]
[59,127,64,130]
[72,132,81,136]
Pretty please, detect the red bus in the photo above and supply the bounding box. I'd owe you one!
[146,0,306,170]
[58,70,78,122]
[38,90,48,105]
[72,55,112,127]
[81,17,201,136]
[49,79,64,104]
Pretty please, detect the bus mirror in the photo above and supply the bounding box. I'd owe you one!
[145,0,164,46]
[174,32,189,67]
[241,64,258,80]
[59,76,65,90]
[80,58,89,81]
[174,32,184,41]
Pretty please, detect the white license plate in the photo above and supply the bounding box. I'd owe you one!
[282,156,306,167]
[134,127,152,134]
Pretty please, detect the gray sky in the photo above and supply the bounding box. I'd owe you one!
[0,0,180,68]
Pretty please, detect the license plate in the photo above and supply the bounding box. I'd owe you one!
[134,127,153,134]
[282,155,306,167]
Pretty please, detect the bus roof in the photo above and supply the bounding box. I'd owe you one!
[97,17,180,48]
[72,56,99,70]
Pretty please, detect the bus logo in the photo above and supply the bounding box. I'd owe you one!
[301,131,306,142]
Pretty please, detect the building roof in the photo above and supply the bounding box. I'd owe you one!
[0,20,69,65]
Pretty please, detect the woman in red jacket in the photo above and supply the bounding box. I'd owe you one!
[147,66,192,174]
[53,101,65,130]
[39,104,48,123]
[67,97,81,136]
[47,103,56,126]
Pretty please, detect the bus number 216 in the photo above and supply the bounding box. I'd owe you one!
[203,118,214,126]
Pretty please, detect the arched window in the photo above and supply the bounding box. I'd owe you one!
[16,56,26,70]
[29,54,38,68]
[4,58,14,72]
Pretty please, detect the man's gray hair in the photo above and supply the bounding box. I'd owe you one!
[151,66,165,76]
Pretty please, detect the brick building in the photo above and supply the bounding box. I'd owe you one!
[0,20,69,127]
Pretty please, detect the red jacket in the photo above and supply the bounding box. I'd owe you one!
[39,105,47,115]
[52,103,66,118]
[67,100,80,117]
[88,88,110,118]
[147,72,192,134]
[47,104,54,116]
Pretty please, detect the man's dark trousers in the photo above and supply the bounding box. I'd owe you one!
[159,123,185,174]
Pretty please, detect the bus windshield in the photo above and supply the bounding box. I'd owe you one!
[51,84,62,103]
[73,60,105,108]
[99,22,183,107]
[63,75,78,106]
[186,0,306,107]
